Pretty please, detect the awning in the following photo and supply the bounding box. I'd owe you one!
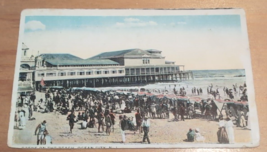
[44,86,63,89]
[18,86,34,93]
[72,87,99,92]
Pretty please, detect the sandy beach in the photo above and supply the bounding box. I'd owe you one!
[12,108,251,145]
[12,77,251,146]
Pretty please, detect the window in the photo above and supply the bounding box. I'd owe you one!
[58,72,66,76]
[119,70,124,74]
[112,70,117,74]
[68,72,76,76]
[38,73,44,77]
[104,71,109,74]
[86,71,93,75]
[46,73,56,77]
[96,71,102,75]
[77,72,85,75]
[142,58,150,64]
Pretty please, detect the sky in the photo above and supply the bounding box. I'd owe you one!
[22,15,247,70]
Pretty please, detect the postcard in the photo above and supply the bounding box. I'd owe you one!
[8,9,259,148]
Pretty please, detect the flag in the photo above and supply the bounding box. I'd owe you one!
[40,78,45,86]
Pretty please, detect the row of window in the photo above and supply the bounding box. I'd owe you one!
[38,70,124,77]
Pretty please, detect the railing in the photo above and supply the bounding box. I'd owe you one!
[18,81,32,87]
[125,70,192,76]
[125,71,183,76]
[20,67,35,70]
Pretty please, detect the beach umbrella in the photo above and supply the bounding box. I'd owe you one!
[156,94,165,99]
[137,92,146,96]
[189,97,202,103]
[145,92,154,96]
[213,99,225,115]
[233,100,248,105]
[131,92,137,95]
[166,94,177,99]
[177,96,189,100]
[223,99,236,104]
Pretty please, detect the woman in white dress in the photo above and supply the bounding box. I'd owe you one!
[195,128,205,142]
[225,117,235,144]
[19,109,26,129]
[217,116,229,143]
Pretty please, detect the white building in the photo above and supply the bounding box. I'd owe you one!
[18,43,35,93]
[18,47,192,90]
[34,53,125,89]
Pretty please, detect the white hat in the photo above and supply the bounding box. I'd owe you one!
[195,128,200,132]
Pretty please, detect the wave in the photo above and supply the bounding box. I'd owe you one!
[192,69,245,79]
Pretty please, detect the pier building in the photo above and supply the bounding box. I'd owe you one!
[31,47,193,89]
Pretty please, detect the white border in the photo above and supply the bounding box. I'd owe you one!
[8,9,259,148]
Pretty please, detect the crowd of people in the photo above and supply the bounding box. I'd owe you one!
[14,81,250,145]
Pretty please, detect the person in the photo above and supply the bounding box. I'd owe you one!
[89,106,95,120]
[195,128,205,142]
[217,116,229,144]
[124,106,131,113]
[120,115,127,143]
[35,120,47,145]
[135,109,142,133]
[43,130,53,145]
[67,111,76,133]
[88,117,96,128]
[105,114,112,135]
[173,106,178,121]
[82,112,88,121]
[225,117,235,144]
[14,111,18,128]
[81,120,87,129]
[211,100,218,120]
[180,105,185,121]
[97,112,105,133]
[28,99,33,119]
[187,128,195,142]
[109,110,116,132]
[239,111,246,127]
[18,109,26,129]
[141,116,151,144]
[77,112,82,120]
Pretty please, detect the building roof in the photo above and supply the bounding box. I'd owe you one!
[46,59,119,66]
[39,53,82,60]
[146,49,162,53]
[89,48,152,59]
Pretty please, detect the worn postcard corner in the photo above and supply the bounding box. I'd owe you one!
[8,9,259,148]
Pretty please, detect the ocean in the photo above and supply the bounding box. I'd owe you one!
[192,69,245,79]
[98,69,247,95]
